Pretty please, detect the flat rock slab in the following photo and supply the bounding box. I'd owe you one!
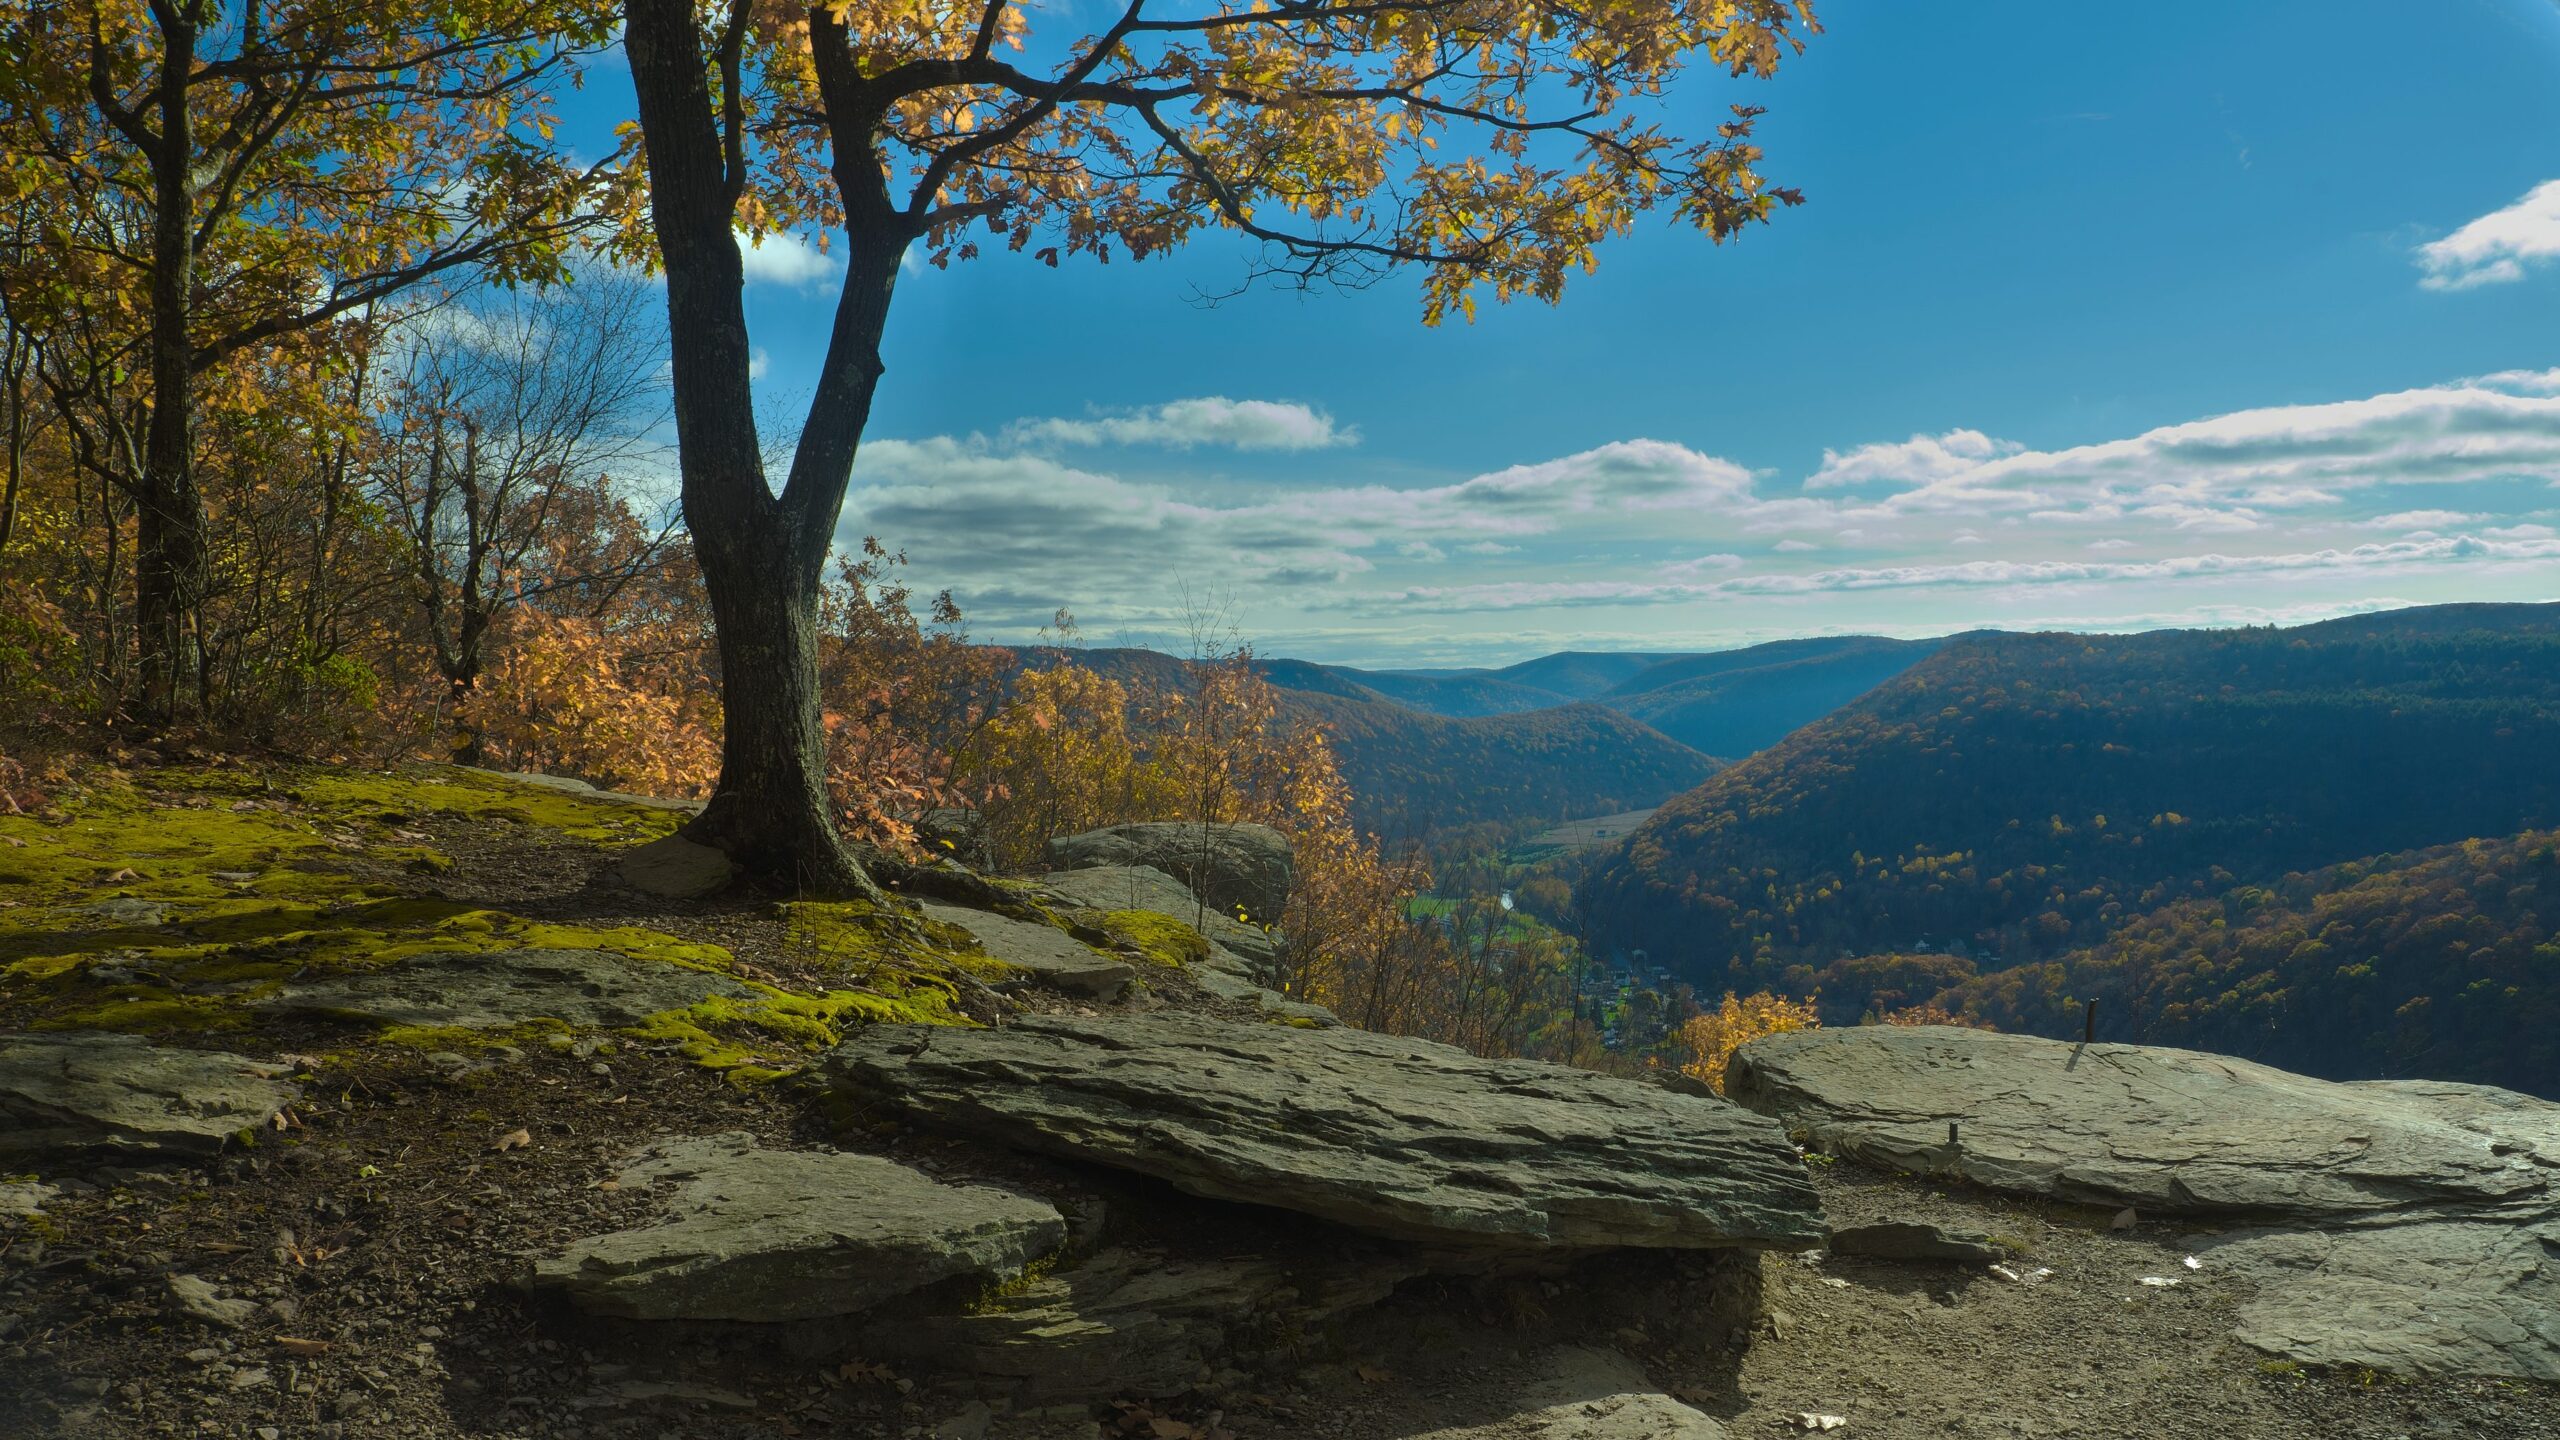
[1727,1026,2560,1220]
[535,1133,1064,1322]
[1402,1347,1725,1440]
[0,1033,294,1158]
[914,902,1133,1000]
[2207,1217,2560,1382]
[1033,865,1281,980]
[1045,822,1294,925]
[827,1012,1821,1251]
[1730,1026,2560,1380]
[258,948,756,1032]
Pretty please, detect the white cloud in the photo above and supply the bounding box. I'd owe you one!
[2362,509,2481,530]
[1660,553,1744,578]
[1865,374,2560,522]
[736,230,842,290]
[1806,429,2023,491]
[1013,397,1355,451]
[1337,534,2560,614]
[2418,180,2560,291]
[842,435,1762,627]
[840,367,2560,646]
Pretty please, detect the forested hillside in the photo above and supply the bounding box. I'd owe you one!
[1280,692,1722,839]
[1938,830,2560,1094]
[1578,604,2560,991]
[1600,636,1944,756]
[1016,648,1721,838]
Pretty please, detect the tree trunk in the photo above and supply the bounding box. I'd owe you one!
[135,8,206,724]
[622,0,894,898]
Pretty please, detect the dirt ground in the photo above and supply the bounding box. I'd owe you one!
[7,766,2560,1439]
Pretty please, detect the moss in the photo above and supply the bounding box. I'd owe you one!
[0,762,951,1089]
[781,900,1015,981]
[148,764,688,845]
[514,921,734,972]
[38,991,246,1035]
[1078,908,1210,968]
[627,977,973,1086]
[4,876,746,1037]
[373,1018,573,1051]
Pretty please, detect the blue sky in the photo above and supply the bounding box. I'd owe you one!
[576,0,2560,666]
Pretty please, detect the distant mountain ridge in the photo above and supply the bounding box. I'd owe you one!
[1253,636,1944,756]
[1576,601,2560,993]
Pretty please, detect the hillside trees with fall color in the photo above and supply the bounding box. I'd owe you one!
[0,0,621,721]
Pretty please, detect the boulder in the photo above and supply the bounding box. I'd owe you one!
[534,1133,1065,1322]
[1727,1026,2560,1380]
[258,948,758,1031]
[1044,823,1294,925]
[1827,1221,2007,1264]
[1188,967,1340,1027]
[1404,1347,1726,1440]
[0,1032,295,1158]
[611,834,734,899]
[1726,1026,2559,1221]
[826,1011,1822,1251]
[1034,865,1282,982]
[872,1245,1417,1403]
[915,901,1134,1001]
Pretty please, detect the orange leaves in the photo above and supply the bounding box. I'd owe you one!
[816,543,1011,853]
[463,607,722,802]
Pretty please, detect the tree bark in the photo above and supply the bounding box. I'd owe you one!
[134,3,208,724]
[621,0,894,898]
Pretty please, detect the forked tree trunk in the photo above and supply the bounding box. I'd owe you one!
[622,0,895,898]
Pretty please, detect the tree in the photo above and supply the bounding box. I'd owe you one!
[0,0,617,720]
[614,0,1816,893]
[372,275,675,762]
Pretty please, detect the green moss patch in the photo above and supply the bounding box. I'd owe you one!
[0,762,983,1087]
[628,981,972,1087]
[781,899,1021,984]
[1075,908,1211,969]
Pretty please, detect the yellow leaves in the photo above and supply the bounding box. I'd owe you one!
[1678,990,1820,1094]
